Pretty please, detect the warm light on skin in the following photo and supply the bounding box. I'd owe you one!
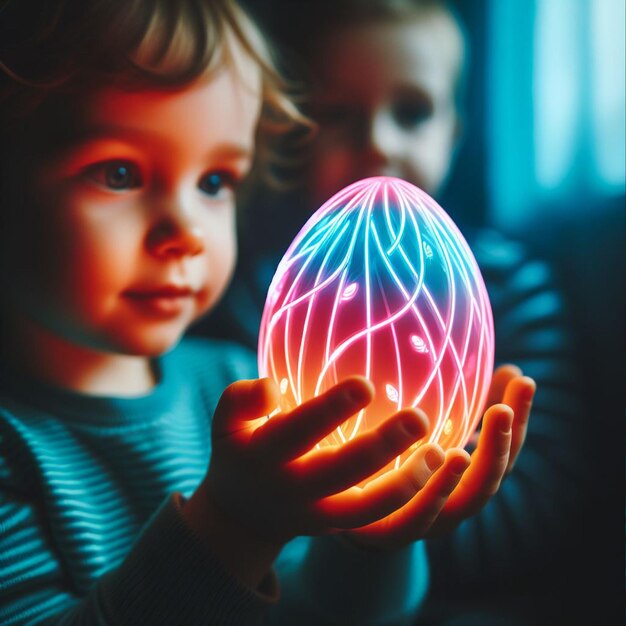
[5,55,262,395]
[258,177,494,484]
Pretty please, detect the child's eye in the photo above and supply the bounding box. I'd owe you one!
[392,99,434,130]
[84,161,142,191]
[199,171,236,199]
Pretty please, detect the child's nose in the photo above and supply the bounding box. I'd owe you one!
[146,213,205,259]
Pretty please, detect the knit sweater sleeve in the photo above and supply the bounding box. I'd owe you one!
[270,536,429,626]
[0,340,276,626]
[0,484,274,625]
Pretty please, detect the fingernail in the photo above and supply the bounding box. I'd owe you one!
[522,380,536,402]
[347,383,370,405]
[425,448,443,471]
[450,457,469,475]
[400,412,424,437]
[500,411,513,433]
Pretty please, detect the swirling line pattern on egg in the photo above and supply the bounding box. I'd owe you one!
[258,176,494,476]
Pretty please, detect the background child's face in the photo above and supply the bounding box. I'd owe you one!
[17,57,261,357]
[307,14,460,206]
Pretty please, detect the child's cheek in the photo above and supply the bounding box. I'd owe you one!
[194,227,238,321]
[27,188,143,315]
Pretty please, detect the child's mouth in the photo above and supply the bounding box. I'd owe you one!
[123,285,196,316]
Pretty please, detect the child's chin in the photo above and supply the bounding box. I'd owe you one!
[111,328,186,358]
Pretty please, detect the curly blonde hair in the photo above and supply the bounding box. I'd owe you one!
[0,0,308,188]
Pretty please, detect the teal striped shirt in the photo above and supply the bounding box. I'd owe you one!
[0,337,429,625]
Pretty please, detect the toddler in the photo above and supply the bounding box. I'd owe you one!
[0,1,535,624]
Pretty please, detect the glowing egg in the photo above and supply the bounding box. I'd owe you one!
[258,177,494,480]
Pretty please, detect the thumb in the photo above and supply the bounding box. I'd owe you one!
[212,378,280,440]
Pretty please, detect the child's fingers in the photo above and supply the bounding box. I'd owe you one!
[313,443,444,529]
[251,376,374,462]
[440,404,513,521]
[212,378,280,439]
[346,450,470,548]
[294,408,429,496]
[397,450,470,539]
[486,364,523,407]
[467,364,519,453]
[502,376,536,473]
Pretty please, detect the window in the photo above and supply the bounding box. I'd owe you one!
[487,0,625,233]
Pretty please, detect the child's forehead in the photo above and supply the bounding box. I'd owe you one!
[316,16,460,100]
[90,52,260,114]
[43,69,261,165]
[330,15,459,69]
[73,61,259,130]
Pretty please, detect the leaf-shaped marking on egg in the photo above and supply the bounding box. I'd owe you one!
[342,282,358,301]
[410,334,429,353]
[386,383,399,403]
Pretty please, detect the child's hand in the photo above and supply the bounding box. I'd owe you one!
[203,376,447,545]
[184,375,451,589]
[341,365,536,551]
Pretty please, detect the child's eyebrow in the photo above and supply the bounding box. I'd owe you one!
[68,125,254,160]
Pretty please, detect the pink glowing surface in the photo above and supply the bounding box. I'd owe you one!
[258,177,494,477]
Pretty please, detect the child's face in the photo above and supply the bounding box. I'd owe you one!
[308,14,461,206]
[18,55,261,357]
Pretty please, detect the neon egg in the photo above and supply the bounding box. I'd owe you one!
[258,176,494,482]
